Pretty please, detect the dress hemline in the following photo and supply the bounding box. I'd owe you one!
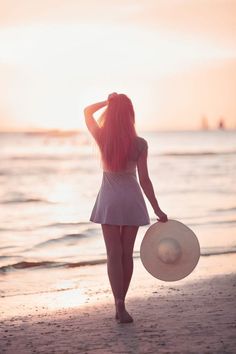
[90,219,151,227]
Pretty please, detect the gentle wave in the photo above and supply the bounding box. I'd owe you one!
[40,221,91,228]
[1,218,235,233]
[1,149,235,162]
[0,221,92,232]
[212,207,236,213]
[0,259,107,273]
[1,248,236,273]
[0,154,92,161]
[34,233,88,248]
[162,150,236,157]
[0,197,53,205]
[188,219,236,227]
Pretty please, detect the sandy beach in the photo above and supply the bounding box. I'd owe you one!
[1,254,236,354]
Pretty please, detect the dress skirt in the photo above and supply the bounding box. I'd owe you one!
[90,171,150,226]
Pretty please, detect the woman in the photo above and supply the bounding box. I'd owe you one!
[84,93,167,324]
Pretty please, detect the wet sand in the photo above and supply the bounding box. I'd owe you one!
[1,255,236,354]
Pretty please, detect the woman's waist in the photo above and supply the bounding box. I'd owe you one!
[102,160,137,175]
[102,169,136,176]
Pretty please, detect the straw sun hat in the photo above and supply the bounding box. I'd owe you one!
[140,220,200,282]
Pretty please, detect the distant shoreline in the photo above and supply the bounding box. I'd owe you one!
[0,128,236,135]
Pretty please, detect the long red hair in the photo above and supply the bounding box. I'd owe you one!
[97,94,137,172]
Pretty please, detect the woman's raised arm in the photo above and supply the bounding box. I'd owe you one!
[84,100,107,139]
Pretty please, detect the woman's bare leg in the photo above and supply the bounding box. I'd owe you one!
[101,224,124,301]
[101,224,133,323]
[121,225,139,299]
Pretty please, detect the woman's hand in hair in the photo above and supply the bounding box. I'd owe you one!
[108,92,118,101]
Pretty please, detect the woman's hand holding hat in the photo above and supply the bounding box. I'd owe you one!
[155,208,168,223]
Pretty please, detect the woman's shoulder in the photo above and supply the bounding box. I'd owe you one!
[128,136,148,161]
[135,136,148,151]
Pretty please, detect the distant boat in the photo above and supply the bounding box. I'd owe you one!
[201,116,209,130]
[218,118,225,130]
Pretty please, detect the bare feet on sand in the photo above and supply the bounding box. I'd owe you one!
[115,299,133,324]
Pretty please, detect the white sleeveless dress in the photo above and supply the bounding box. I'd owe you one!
[90,136,150,226]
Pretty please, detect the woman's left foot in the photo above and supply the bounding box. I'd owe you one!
[116,309,133,323]
[114,299,133,323]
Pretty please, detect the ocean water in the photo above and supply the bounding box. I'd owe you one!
[0,130,236,294]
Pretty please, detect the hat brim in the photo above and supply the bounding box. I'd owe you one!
[140,220,200,282]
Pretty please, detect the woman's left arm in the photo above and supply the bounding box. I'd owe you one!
[84,101,107,139]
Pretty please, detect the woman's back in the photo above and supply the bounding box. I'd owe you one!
[102,136,148,173]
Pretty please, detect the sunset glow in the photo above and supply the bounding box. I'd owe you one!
[0,1,236,131]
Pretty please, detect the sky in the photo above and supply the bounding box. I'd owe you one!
[0,0,236,132]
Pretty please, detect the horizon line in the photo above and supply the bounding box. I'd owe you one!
[0,127,235,135]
